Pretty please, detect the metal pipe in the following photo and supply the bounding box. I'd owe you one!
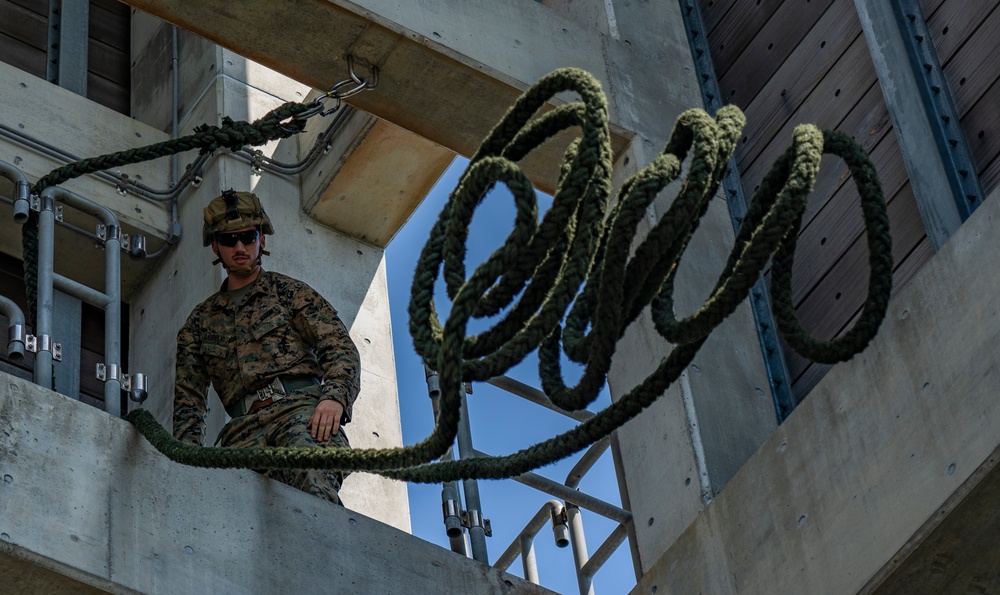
[425,367,469,557]
[0,295,26,363]
[471,448,631,525]
[34,194,56,389]
[456,386,489,562]
[494,500,564,572]
[487,375,594,422]
[0,160,31,224]
[520,534,539,584]
[43,187,122,416]
[579,523,628,584]
[565,436,610,489]
[566,505,594,595]
[53,273,110,309]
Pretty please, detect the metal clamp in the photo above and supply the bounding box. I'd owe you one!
[250,149,265,176]
[98,364,149,403]
[96,224,123,244]
[25,334,62,361]
[29,195,62,221]
[460,510,493,537]
[96,362,120,382]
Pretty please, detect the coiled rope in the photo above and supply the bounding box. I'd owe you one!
[118,68,892,482]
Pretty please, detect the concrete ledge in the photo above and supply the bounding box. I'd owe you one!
[632,189,1000,593]
[0,375,551,594]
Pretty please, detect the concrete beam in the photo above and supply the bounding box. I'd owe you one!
[122,0,631,194]
[299,107,454,247]
[631,185,1000,594]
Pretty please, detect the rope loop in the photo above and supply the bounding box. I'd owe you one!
[103,67,889,483]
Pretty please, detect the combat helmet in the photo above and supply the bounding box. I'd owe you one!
[202,189,275,246]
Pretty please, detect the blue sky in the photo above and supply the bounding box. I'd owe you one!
[385,158,637,594]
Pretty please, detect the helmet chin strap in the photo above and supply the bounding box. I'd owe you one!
[213,253,264,278]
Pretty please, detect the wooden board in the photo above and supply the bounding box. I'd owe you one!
[717,0,837,107]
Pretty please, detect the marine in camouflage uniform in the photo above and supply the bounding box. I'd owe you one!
[173,190,360,505]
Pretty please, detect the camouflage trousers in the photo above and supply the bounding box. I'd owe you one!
[217,389,350,506]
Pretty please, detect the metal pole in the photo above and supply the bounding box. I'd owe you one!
[0,296,26,363]
[487,375,594,422]
[0,160,30,224]
[425,367,469,557]
[456,386,489,562]
[519,534,539,584]
[34,194,55,389]
[566,504,594,595]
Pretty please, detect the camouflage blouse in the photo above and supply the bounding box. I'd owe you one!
[173,270,360,445]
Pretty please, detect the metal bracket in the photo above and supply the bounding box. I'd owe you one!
[249,149,265,176]
[96,362,119,382]
[460,510,493,537]
[892,0,984,218]
[24,334,62,361]
[96,224,123,245]
[29,196,62,221]
[677,0,797,422]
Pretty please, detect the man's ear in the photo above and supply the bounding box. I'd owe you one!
[260,234,266,249]
[211,241,220,257]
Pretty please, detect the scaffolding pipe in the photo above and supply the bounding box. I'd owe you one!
[456,386,489,563]
[494,500,566,574]
[0,160,31,223]
[34,194,56,389]
[471,448,631,525]
[566,505,594,595]
[0,295,26,363]
[579,523,628,585]
[565,436,611,489]
[53,273,109,310]
[487,375,594,423]
[42,187,122,416]
[425,367,469,557]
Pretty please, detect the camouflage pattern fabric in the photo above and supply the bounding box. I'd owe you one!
[173,270,360,502]
[217,388,350,505]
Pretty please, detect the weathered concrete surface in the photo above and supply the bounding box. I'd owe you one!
[0,375,553,595]
[601,0,775,578]
[631,186,1000,594]
[122,0,631,193]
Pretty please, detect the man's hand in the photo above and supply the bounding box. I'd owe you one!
[307,399,344,443]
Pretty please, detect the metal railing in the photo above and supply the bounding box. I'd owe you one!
[1,160,148,413]
[423,370,633,594]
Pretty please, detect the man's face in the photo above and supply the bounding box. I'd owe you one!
[211,225,266,276]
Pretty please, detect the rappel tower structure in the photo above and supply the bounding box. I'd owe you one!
[2,1,1000,594]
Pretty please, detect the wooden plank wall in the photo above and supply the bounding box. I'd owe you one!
[700,0,932,400]
[0,0,130,114]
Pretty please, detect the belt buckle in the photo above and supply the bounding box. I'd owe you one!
[255,377,285,402]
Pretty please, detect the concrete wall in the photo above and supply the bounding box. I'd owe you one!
[0,375,550,595]
[126,15,409,530]
[630,185,1000,593]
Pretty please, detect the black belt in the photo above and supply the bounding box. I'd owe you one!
[228,375,320,417]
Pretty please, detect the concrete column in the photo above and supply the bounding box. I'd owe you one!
[127,13,409,532]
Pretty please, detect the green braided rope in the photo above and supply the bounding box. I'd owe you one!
[21,101,315,327]
[121,68,891,482]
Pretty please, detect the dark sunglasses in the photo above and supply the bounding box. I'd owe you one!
[215,229,260,247]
